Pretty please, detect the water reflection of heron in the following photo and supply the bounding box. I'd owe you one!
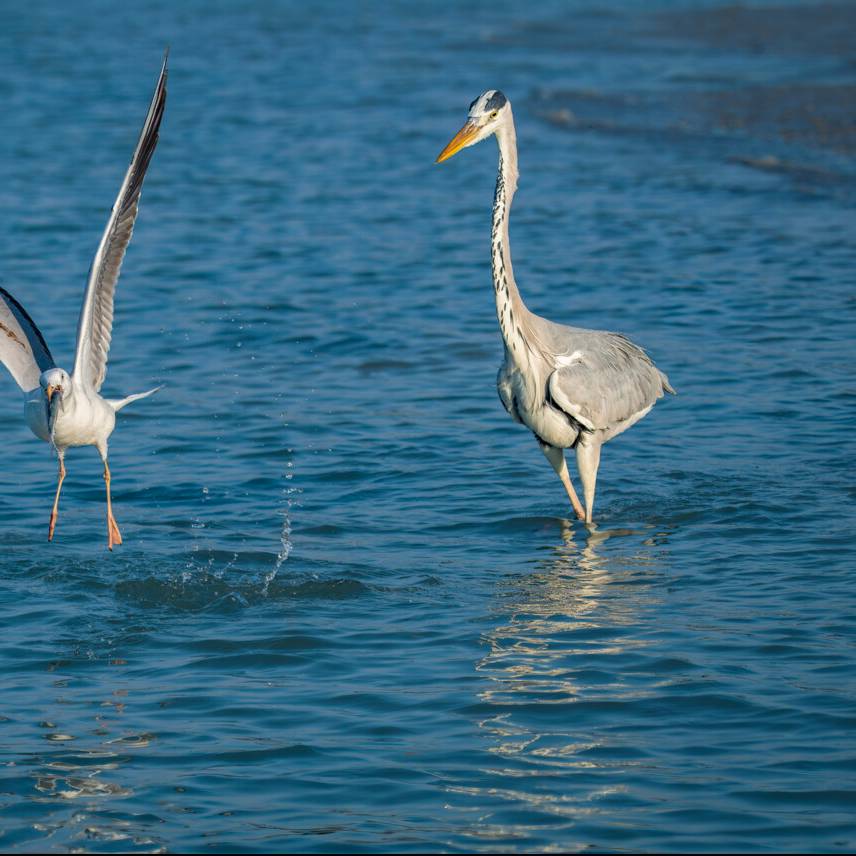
[455,521,671,843]
[481,522,667,700]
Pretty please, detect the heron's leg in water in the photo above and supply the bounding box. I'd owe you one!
[538,440,585,521]
[98,447,122,550]
[48,451,66,541]
[576,439,602,524]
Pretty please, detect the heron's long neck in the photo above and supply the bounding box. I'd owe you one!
[491,113,530,360]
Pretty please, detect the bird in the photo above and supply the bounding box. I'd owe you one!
[0,55,167,549]
[436,90,674,523]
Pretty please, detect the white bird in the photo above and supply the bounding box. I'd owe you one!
[0,55,167,549]
[437,90,674,523]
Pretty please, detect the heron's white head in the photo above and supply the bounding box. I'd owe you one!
[40,368,70,406]
[436,90,510,163]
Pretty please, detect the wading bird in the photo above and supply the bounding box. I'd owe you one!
[437,90,674,523]
[0,55,167,549]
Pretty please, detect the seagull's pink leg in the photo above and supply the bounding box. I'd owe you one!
[103,459,122,550]
[48,454,66,541]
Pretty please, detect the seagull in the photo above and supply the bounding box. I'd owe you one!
[437,90,674,522]
[0,55,167,549]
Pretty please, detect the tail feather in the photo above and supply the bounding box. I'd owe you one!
[109,385,163,412]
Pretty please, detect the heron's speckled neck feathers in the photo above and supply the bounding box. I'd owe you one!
[491,109,534,364]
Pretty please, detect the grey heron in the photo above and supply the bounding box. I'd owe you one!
[437,90,674,523]
[0,55,167,549]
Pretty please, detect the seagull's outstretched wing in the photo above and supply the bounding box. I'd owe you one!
[0,287,55,392]
[72,54,167,392]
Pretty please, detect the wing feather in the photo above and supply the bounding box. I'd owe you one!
[72,53,167,391]
[547,333,673,432]
[0,287,55,392]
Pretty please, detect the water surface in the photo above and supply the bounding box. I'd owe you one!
[0,1,854,852]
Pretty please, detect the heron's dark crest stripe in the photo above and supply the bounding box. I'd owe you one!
[485,91,507,111]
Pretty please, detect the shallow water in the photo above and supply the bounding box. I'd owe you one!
[0,0,854,852]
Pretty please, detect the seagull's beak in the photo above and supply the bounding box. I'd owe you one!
[45,385,61,435]
[45,383,63,413]
[436,119,480,163]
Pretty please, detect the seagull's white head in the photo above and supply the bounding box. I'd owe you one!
[40,368,70,406]
[436,90,510,163]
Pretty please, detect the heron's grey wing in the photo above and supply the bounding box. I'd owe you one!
[0,287,55,392]
[72,54,167,392]
[547,333,672,432]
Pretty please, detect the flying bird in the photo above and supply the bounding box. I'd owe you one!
[0,55,167,549]
[437,90,674,523]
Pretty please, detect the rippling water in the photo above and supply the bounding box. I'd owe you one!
[0,0,854,852]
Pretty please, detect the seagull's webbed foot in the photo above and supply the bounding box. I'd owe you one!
[107,512,123,550]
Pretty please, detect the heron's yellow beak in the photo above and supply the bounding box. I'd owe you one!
[436,120,480,163]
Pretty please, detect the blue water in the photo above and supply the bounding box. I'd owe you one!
[0,0,854,852]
